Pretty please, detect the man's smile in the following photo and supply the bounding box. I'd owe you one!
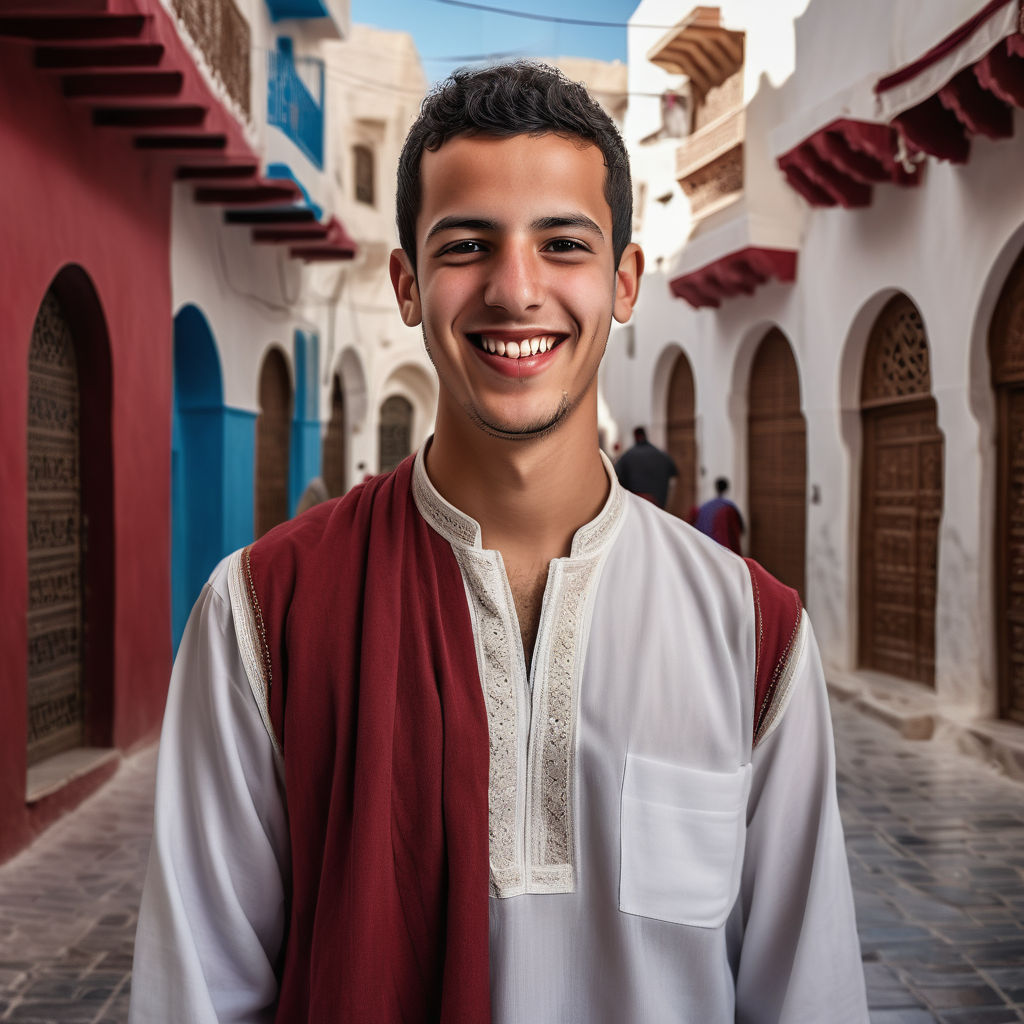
[467,330,568,359]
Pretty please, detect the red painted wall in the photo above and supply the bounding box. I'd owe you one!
[0,39,174,861]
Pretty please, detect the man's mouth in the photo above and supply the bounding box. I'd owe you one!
[467,333,565,359]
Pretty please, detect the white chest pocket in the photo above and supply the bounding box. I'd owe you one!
[619,754,752,929]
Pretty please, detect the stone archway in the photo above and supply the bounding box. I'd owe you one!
[990,247,1024,722]
[665,351,697,519]
[255,348,293,538]
[858,294,943,685]
[747,328,807,596]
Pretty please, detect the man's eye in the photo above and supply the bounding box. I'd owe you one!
[545,238,588,253]
[442,240,485,255]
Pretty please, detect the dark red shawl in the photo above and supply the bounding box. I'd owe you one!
[243,457,491,1024]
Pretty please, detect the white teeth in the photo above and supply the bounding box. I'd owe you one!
[478,335,559,357]
[530,338,540,355]
[539,338,548,353]
[496,340,506,356]
[506,341,520,358]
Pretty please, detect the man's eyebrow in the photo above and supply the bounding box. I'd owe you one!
[425,216,499,243]
[531,214,604,238]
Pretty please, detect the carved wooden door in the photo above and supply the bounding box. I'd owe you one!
[665,352,697,519]
[747,329,807,596]
[322,373,346,498]
[379,395,412,473]
[255,349,292,538]
[27,291,84,765]
[859,295,942,685]
[991,250,1024,721]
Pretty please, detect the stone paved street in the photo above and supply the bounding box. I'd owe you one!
[0,700,1022,1022]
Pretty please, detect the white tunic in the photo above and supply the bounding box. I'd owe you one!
[130,449,869,1023]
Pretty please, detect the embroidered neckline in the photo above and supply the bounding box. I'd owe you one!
[411,440,625,561]
[410,438,626,898]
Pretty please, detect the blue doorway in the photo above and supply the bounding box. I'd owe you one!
[171,306,226,650]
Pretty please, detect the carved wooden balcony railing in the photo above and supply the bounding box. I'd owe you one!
[171,0,250,119]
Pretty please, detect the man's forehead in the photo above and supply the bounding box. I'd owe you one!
[417,133,610,231]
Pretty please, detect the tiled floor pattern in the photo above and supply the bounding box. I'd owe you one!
[0,701,1021,1021]
[833,698,1024,1024]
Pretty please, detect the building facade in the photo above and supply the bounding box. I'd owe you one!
[609,0,1024,768]
[0,0,357,862]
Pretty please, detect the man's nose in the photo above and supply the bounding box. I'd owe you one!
[483,241,544,313]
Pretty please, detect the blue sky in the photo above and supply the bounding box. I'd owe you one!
[349,0,641,83]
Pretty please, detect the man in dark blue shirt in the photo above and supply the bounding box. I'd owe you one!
[614,427,678,509]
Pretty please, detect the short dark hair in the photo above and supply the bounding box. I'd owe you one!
[715,477,729,495]
[633,426,647,443]
[396,61,632,270]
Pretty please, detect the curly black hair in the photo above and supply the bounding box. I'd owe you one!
[396,61,632,269]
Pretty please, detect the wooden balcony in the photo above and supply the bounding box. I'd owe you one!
[170,0,250,119]
[647,5,744,98]
[676,106,744,217]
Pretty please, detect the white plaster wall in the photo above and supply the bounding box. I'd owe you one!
[617,0,1024,721]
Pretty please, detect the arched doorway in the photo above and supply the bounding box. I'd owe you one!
[323,373,347,497]
[858,294,943,685]
[172,305,225,649]
[255,348,293,538]
[990,248,1024,722]
[27,291,84,765]
[747,329,807,596]
[665,351,697,519]
[379,395,413,473]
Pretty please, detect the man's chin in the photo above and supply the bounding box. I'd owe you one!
[470,395,572,442]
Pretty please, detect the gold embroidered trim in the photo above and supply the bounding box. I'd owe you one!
[227,548,283,762]
[753,613,807,748]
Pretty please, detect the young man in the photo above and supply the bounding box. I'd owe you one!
[130,64,868,1023]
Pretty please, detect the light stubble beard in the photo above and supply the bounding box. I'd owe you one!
[422,327,599,443]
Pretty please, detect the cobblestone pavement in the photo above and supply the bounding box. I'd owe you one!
[0,701,1022,1022]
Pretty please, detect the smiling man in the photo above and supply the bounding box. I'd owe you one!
[130,64,869,1024]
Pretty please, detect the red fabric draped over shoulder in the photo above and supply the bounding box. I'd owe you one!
[245,456,491,1024]
[744,558,803,746]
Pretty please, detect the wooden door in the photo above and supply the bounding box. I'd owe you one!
[991,250,1024,721]
[665,352,697,519]
[27,291,84,765]
[859,295,942,685]
[255,349,292,538]
[322,373,346,498]
[747,329,807,595]
[379,395,412,473]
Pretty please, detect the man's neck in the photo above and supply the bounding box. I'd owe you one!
[426,402,609,560]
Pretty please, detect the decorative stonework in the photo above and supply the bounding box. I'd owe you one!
[861,295,933,406]
[694,69,743,132]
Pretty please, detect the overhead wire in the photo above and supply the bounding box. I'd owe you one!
[425,0,680,30]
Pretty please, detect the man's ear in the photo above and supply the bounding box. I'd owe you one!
[389,248,422,327]
[612,243,644,324]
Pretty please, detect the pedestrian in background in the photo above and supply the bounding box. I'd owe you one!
[695,476,745,554]
[614,425,677,508]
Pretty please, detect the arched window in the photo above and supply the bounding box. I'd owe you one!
[379,395,413,473]
[354,144,375,206]
[858,294,943,685]
[990,248,1024,721]
[747,329,806,596]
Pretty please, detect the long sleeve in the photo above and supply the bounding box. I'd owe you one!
[129,561,290,1024]
[733,616,869,1024]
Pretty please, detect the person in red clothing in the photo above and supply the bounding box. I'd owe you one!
[694,476,745,554]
